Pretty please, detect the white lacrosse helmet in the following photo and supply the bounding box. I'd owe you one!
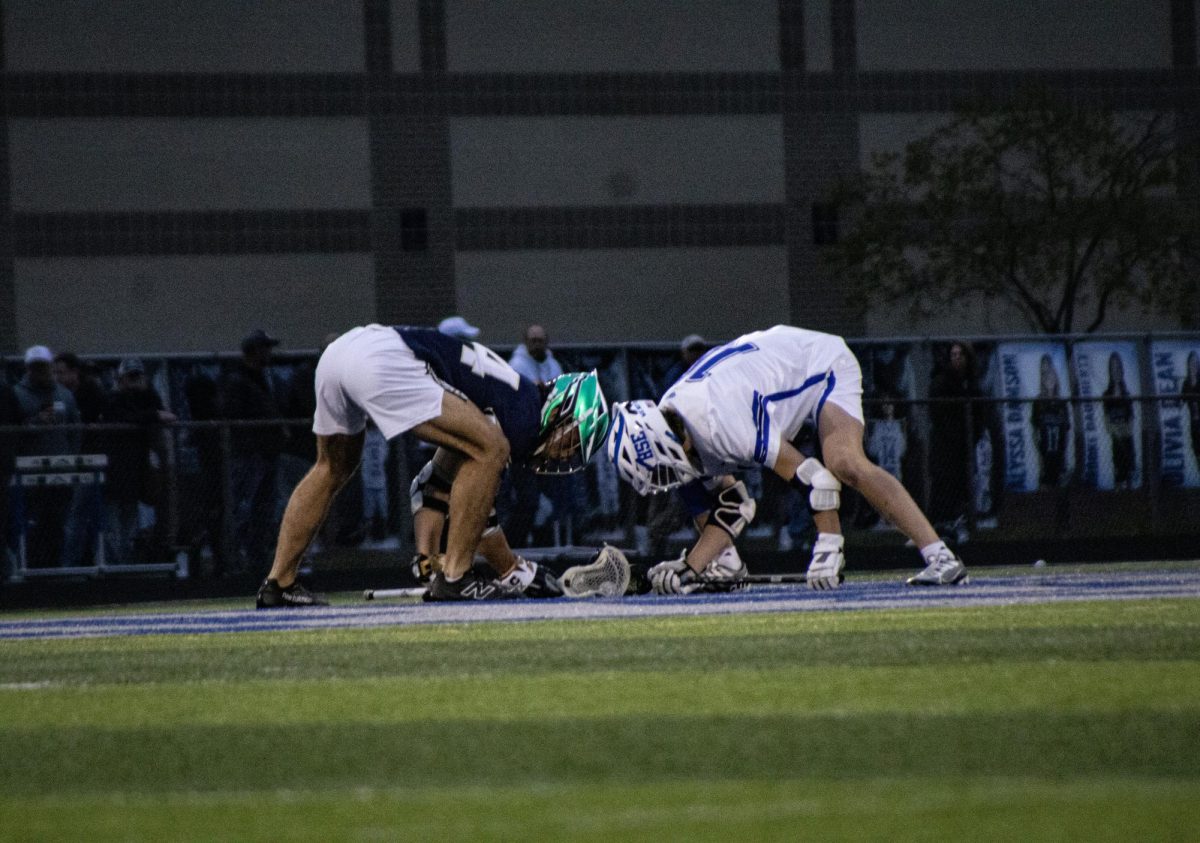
[606,400,701,495]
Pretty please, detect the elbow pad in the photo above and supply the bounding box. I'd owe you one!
[709,480,756,539]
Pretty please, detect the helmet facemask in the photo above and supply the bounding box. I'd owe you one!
[529,371,610,475]
[607,401,701,495]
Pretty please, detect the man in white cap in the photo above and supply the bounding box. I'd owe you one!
[12,345,80,567]
[437,315,481,342]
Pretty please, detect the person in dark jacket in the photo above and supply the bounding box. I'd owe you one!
[105,358,176,563]
[55,352,110,566]
[219,329,286,571]
[0,382,21,579]
[928,341,981,530]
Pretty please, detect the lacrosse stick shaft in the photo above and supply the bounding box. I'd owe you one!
[694,573,810,586]
[363,587,426,600]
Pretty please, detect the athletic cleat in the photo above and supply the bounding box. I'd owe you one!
[256,578,329,608]
[906,552,969,586]
[423,570,517,602]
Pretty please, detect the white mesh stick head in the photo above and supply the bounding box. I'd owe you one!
[561,545,631,598]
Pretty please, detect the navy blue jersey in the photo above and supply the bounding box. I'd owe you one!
[395,327,543,462]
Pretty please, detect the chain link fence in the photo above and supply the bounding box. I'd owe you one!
[3,336,1198,582]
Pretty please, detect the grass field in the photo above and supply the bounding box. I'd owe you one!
[1,582,1199,841]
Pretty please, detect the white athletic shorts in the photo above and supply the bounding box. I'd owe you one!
[312,324,444,440]
[824,347,865,426]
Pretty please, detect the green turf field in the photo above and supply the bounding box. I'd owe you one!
[2,597,1199,841]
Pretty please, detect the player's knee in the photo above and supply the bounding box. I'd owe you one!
[479,426,510,469]
[824,450,868,489]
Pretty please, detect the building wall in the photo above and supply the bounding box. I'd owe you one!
[0,0,1195,353]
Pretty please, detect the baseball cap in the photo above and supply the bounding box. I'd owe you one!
[118,358,145,377]
[437,316,481,341]
[679,334,707,352]
[241,329,281,353]
[23,345,53,365]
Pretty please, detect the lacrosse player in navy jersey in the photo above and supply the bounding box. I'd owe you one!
[608,325,968,594]
[257,324,609,606]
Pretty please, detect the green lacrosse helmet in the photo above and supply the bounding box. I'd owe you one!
[530,370,611,474]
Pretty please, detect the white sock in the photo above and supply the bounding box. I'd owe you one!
[920,541,950,564]
[814,532,844,553]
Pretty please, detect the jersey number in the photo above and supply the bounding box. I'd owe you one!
[686,342,758,382]
[460,343,521,391]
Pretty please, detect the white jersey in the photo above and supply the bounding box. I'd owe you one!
[659,325,863,476]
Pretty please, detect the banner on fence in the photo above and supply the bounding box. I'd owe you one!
[1150,340,1200,487]
[1072,341,1143,490]
[997,342,1074,491]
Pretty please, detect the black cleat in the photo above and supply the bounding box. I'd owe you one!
[256,578,329,609]
[423,571,516,602]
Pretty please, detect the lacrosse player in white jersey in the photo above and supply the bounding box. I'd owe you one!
[608,325,967,593]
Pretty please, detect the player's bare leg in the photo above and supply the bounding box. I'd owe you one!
[413,489,517,574]
[268,431,365,589]
[817,403,938,548]
[409,393,509,580]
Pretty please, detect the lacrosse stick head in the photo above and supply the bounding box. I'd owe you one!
[529,371,611,475]
[560,544,631,598]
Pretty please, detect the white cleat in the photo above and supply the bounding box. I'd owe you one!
[906,552,969,586]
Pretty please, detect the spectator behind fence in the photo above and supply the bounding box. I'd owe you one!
[55,352,110,566]
[502,324,568,546]
[866,393,907,530]
[219,329,286,573]
[12,345,81,567]
[184,368,223,576]
[928,341,980,535]
[105,358,177,563]
[53,353,108,449]
[663,334,709,388]
[0,381,20,579]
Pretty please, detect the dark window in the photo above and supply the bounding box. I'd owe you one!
[400,209,428,251]
[812,202,838,245]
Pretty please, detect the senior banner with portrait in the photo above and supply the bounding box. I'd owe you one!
[996,342,1074,492]
[1150,339,1200,487]
[1071,341,1143,490]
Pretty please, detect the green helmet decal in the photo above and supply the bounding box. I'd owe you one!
[530,371,611,474]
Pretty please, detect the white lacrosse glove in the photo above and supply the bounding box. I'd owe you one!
[796,457,842,512]
[649,552,700,595]
[806,532,845,590]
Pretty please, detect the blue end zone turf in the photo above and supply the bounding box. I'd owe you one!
[2,569,1199,641]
